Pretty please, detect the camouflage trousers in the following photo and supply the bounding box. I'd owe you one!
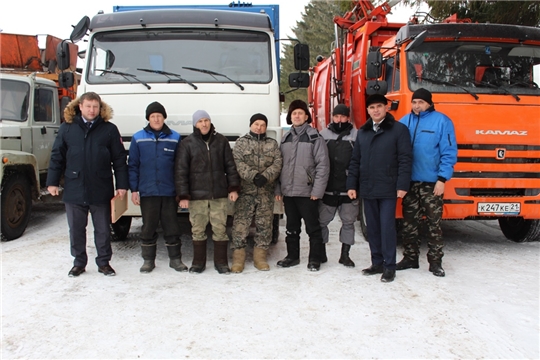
[401,181,444,263]
[231,192,274,250]
[189,198,229,242]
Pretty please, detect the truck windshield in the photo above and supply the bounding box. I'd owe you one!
[407,42,540,96]
[0,79,30,122]
[87,29,272,85]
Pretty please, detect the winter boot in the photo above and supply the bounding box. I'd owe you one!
[167,243,188,272]
[429,262,445,277]
[362,264,384,275]
[189,240,207,274]
[277,235,300,268]
[338,243,355,268]
[140,243,157,273]
[231,248,246,273]
[307,241,321,272]
[381,268,396,283]
[253,247,270,271]
[213,240,230,274]
[320,243,328,263]
[396,256,419,270]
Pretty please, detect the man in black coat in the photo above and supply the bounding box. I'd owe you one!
[346,94,412,282]
[47,92,128,277]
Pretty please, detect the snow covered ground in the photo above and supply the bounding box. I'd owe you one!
[2,202,539,359]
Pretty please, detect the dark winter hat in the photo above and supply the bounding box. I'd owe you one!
[192,110,211,126]
[145,101,167,120]
[332,104,350,116]
[365,94,388,107]
[412,88,433,104]
[286,99,312,125]
[250,113,268,126]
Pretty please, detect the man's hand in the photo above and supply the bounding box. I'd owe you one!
[229,191,238,202]
[433,181,445,196]
[179,199,189,209]
[48,186,59,196]
[275,195,282,202]
[348,189,357,200]
[397,190,407,198]
[310,195,319,201]
[116,189,127,200]
[131,192,140,206]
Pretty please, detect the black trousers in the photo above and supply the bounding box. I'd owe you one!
[139,196,181,245]
[65,202,112,267]
[283,196,323,244]
[363,198,397,270]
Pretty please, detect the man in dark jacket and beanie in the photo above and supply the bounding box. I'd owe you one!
[47,92,128,277]
[175,110,240,274]
[276,99,330,271]
[129,101,185,274]
[319,104,358,268]
[346,94,412,282]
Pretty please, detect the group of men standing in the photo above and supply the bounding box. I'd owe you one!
[46,88,457,283]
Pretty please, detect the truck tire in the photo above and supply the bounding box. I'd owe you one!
[498,217,540,242]
[110,216,132,241]
[1,174,32,240]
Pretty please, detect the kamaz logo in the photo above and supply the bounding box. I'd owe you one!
[475,130,527,136]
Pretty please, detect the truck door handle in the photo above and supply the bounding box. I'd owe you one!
[41,126,47,135]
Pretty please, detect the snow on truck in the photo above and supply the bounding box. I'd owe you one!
[302,0,540,242]
[63,2,286,240]
[0,33,78,240]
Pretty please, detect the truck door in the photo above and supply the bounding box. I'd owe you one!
[31,85,59,173]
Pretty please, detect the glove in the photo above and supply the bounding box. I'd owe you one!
[253,173,268,188]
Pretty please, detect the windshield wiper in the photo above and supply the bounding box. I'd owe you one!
[449,75,521,102]
[96,69,151,90]
[182,66,244,91]
[421,76,479,100]
[137,68,197,90]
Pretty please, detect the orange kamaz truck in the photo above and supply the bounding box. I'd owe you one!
[304,0,540,242]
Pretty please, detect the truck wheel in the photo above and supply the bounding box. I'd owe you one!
[110,216,132,241]
[498,218,540,242]
[1,174,32,240]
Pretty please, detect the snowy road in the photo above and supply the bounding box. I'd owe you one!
[1,203,539,359]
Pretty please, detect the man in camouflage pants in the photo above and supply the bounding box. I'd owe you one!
[231,113,282,272]
[397,88,457,277]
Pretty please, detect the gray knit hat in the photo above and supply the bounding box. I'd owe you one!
[192,110,211,126]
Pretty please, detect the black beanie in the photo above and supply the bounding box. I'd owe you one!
[250,113,268,126]
[365,94,388,107]
[286,99,312,125]
[412,88,433,104]
[145,101,167,120]
[332,104,350,116]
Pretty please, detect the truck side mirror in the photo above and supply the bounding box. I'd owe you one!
[70,16,90,43]
[366,80,388,95]
[289,72,310,88]
[56,41,71,71]
[58,72,74,89]
[294,44,310,71]
[367,51,383,79]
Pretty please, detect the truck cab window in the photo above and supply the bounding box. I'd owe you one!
[34,88,54,122]
[0,79,30,122]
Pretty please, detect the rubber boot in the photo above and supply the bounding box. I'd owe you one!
[213,240,230,274]
[140,243,157,273]
[167,243,188,272]
[307,241,321,271]
[231,248,246,273]
[277,235,300,268]
[253,247,270,271]
[338,243,355,268]
[189,240,207,274]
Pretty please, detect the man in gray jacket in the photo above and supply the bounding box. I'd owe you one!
[276,100,330,271]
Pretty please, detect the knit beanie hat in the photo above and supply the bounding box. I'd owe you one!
[286,99,312,125]
[412,88,433,104]
[365,94,388,107]
[250,113,268,126]
[145,101,167,120]
[332,104,350,116]
[192,110,211,126]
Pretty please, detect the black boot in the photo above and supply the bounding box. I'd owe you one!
[381,268,396,282]
[338,243,355,268]
[190,240,207,274]
[166,243,188,272]
[429,262,445,277]
[140,243,157,273]
[277,235,300,268]
[213,240,230,274]
[396,256,419,270]
[307,241,321,272]
[362,264,384,275]
[320,243,328,263]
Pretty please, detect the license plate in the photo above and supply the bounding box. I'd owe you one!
[477,202,521,215]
